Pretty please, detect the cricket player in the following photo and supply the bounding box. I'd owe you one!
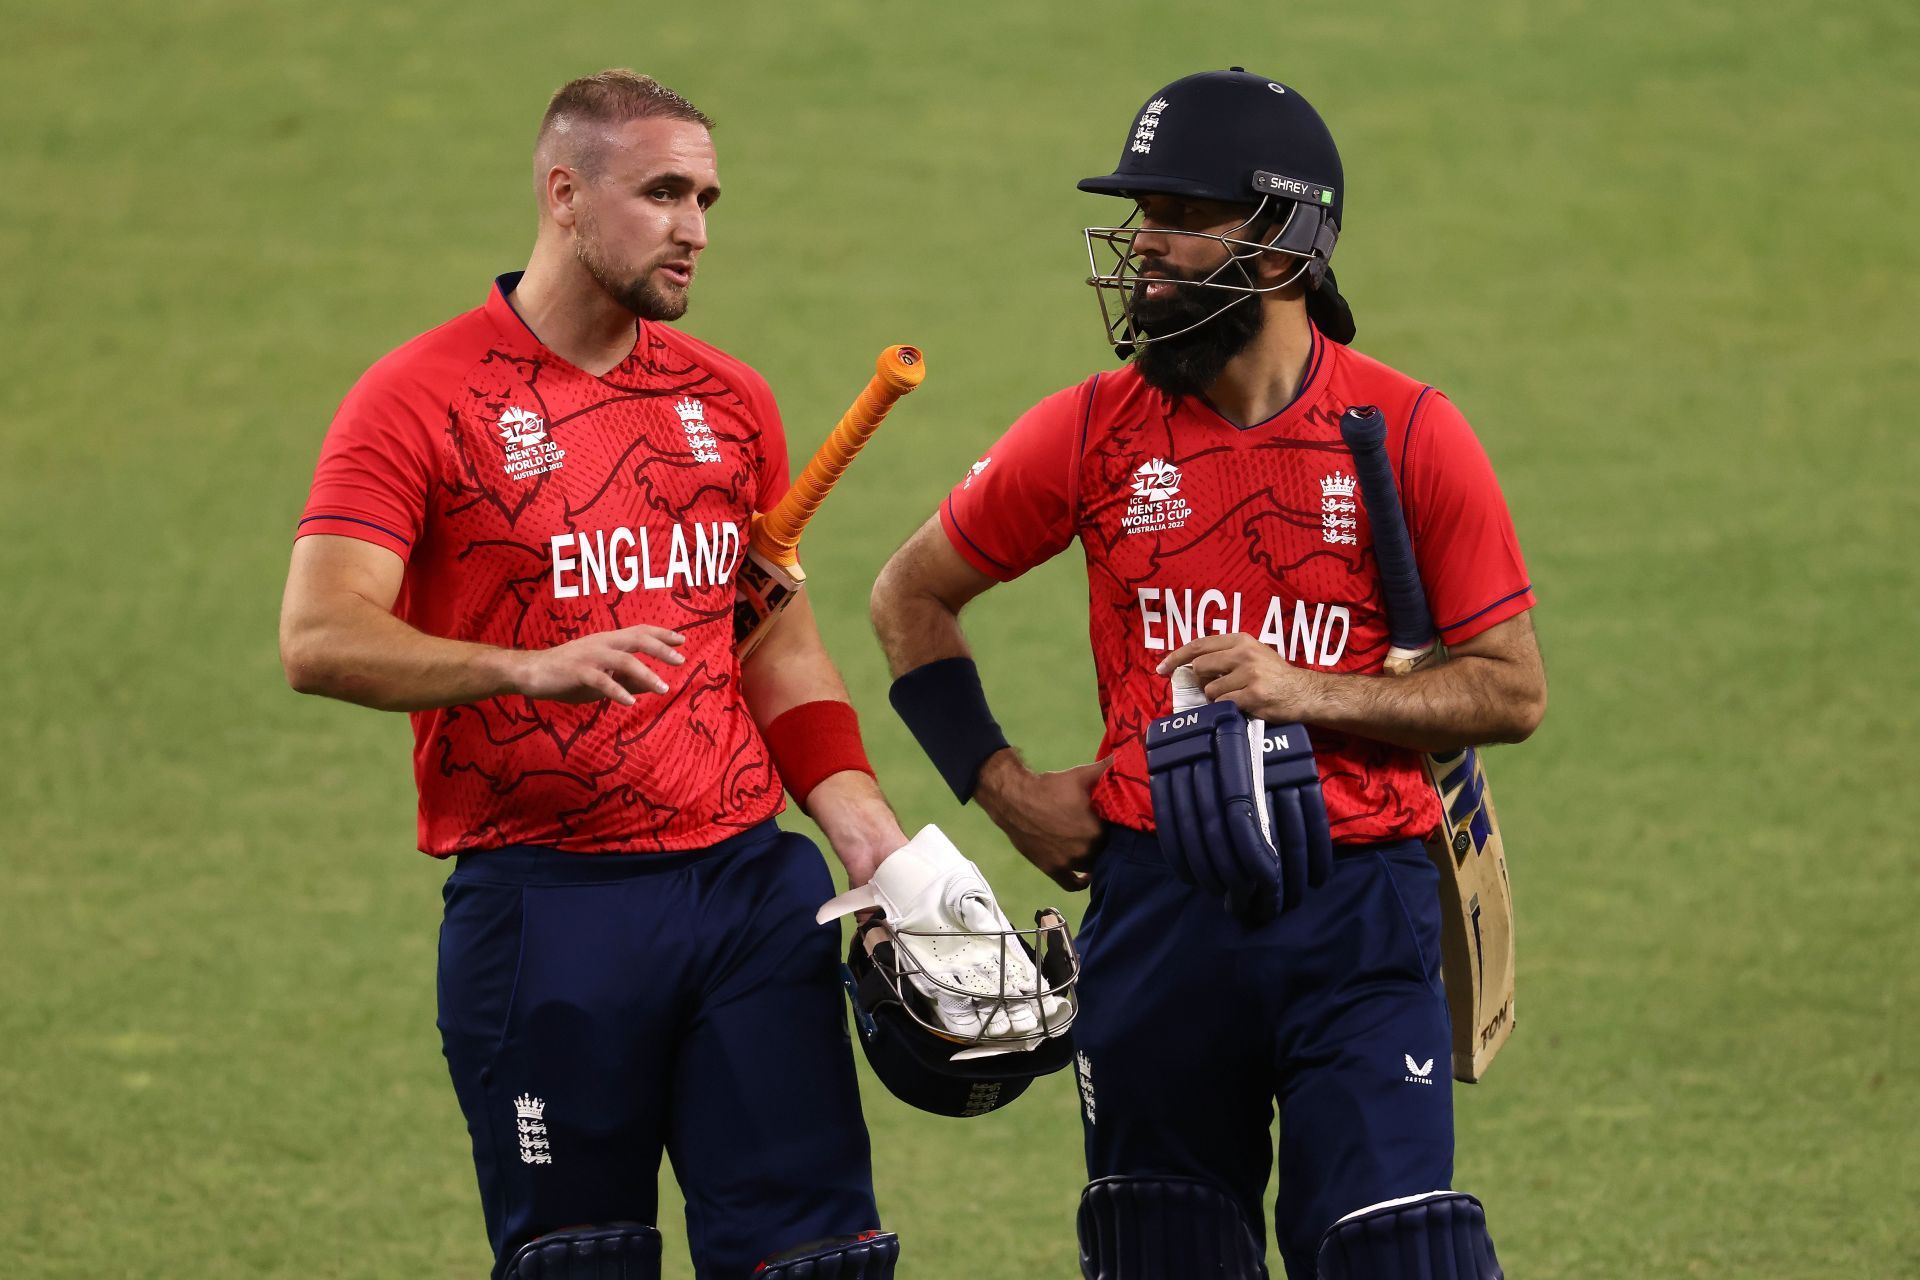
[278,71,930,1280]
[871,70,1547,1278]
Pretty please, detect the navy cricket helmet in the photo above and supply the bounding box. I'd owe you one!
[1080,68,1356,350]
[842,911,1079,1118]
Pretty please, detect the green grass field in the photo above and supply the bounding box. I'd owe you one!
[4,2,1916,1276]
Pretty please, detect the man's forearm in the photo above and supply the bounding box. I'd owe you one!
[742,595,907,882]
[806,771,907,885]
[282,593,519,712]
[870,530,1107,888]
[1293,655,1541,753]
[740,592,859,721]
[873,585,1033,808]
[971,745,1035,816]
[1164,614,1546,754]
[870,561,973,677]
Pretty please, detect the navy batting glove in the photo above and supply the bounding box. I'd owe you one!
[1146,702,1283,918]
[1146,702,1233,889]
[1263,722,1334,906]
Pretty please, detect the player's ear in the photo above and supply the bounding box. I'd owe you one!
[1251,246,1302,291]
[1244,219,1295,287]
[544,165,581,229]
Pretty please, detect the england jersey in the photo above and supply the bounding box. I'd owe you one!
[942,329,1533,843]
[298,273,790,854]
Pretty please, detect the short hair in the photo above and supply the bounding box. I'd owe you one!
[535,70,713,177]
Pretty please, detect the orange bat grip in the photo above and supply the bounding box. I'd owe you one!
[752,345,925,564]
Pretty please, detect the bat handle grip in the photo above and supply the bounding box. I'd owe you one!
[1338,404,1435,655]
[756,346,924,558]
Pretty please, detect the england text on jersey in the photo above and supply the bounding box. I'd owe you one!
[1136,588,1351,668]
[550,522,744,599]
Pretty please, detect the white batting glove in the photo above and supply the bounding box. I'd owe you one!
[818,825,1070,1042]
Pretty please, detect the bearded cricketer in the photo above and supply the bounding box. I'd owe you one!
[872,70,1547,1279]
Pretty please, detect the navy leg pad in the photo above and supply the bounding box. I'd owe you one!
[1078,1175,1267,1279]
[505,1223,663,1280]
[755,1231,900,1279]
[1316,1191,1502,1280]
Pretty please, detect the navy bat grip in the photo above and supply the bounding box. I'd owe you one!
[1338,405,1435,653]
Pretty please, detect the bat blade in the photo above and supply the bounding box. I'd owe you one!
[1339,405,1517,1083]
[1420,744,1516,1080]
[732,345,925,657]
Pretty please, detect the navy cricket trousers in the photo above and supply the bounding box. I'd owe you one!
[436,821,879,1280]
[1073,827,1454,1279]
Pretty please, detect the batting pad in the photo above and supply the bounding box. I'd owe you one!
[1316,1191,1502,1280]
[756,1230,900,1279]
[505,1223,662,1279]
[1078,1175,1267,1279]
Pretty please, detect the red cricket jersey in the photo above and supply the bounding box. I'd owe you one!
[298,273,791,855]
[941,328,1534,843]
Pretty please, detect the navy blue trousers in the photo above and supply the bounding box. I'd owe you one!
[436,821,879,1280]
[1073,827,1454,1279]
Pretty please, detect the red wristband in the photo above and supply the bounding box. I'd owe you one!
[763,700,875,806]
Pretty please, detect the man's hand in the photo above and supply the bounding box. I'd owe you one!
[974,752,1110,892]
[818,825,1071,1044]
[508,626,686,706]
[1158,633,1325,723]
[281,535,687,714]
[1159,614,1547,754]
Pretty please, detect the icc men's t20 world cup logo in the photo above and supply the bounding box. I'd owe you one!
[498,406,566,481]
[1123,458,1190,534]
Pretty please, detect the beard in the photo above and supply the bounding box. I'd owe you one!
[574,213,691,322]
[1127,267,1264,399]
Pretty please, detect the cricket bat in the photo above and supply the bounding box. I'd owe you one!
[732,344,926,658]
[1339,405,1517,1083]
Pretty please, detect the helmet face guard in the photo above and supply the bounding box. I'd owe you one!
[856,908,1079,1051]
[1082,185,1339,357]
[843,909,1080,1117]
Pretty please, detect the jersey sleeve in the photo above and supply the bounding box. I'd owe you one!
[739,365,792,513]
[939,382,1083,581]
[297,364,440,560]
[1401,390,1535,644]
